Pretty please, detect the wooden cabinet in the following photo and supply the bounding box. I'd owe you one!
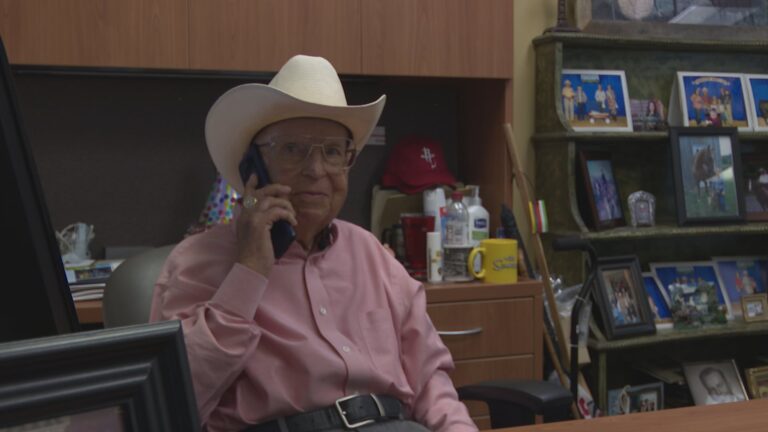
[189,0,361,74]
[360,0,514,78]
[0,0,188,69]
[426,280,543,430]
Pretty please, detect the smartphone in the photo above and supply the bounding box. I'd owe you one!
[238,145,296,259]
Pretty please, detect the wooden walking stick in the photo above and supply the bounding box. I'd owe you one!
[503,123,594,419]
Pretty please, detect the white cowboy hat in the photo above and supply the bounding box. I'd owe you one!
[205,54,386,194]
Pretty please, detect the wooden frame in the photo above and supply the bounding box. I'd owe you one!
[670,127,745,225]
[593,256,656,340]
[0,321,200,431]
[745,366,768,399]
[579,150,626,230]
[683,359,748,406]
[742,294,768,323]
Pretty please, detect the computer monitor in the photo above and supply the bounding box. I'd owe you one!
[0,35,80,341]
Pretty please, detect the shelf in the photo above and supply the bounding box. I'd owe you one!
[549,223,768,241]
[589,320,768,352]
[533,32,768,54]
[533,131,768,145]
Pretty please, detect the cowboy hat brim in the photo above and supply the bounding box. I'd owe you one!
[206,83,385,194]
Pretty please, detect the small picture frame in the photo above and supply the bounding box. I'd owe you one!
[745,366,768,399]
[651,261,732,326]
[593,256,656,340]
[670,127,745,225]
[677,72,752,131]
[628,191,656,227]
[683,360,748,406]
[741,294,768,323]
[561,69,633,132]
[607,382,664,415]
[740,151,768,222]
[579,151,625,230]
[630,97,668,132]
[712,256,768,317]
[745,74,768,132]
[642,272,673,330]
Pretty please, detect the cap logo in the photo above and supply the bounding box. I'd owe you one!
[421,147,437,169]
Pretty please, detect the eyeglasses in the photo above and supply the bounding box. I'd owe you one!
[257,135,356,171]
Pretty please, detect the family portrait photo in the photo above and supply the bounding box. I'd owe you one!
[678,72,751,131]
[670,128,744,224]
[607,382,664,416]
[684,360,748,406]
[562,69,633,132]
[713,257,768,316]
[651,261,731,326]
[746,74,768,132]
[594,257,655,339]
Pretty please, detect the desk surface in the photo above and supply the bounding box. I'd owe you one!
[504,399,768,432]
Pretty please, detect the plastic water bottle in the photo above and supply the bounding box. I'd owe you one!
[444,191,469,247]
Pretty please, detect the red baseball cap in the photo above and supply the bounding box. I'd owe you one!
[381,136,457,194]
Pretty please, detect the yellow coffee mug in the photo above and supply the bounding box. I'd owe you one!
[468,239,518,284]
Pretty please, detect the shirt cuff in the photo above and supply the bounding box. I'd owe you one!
[210,263,268,319]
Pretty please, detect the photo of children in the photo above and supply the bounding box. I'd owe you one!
[562,69,633,131]
[603,268,641,327]
[679,73,750,130]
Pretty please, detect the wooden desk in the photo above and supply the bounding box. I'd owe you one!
[504,399,768,432]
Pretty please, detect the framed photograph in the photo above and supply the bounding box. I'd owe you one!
[651,261,731,326]
[593,256,656,340]
[683,360,748,405]
[677,72,752,131]
[561,69,633,132]
[642,272,673,330]
[607,382,664,415]
[630,97,668,132]
[745,366,768,399]
[628,190,656,227]
[745,74,768,132]
[579,151,625,230]
[0,321,200,431]
[670,127,745,225]
[740,152,768,221]
[713,256,768,316]
[742,294,768,323]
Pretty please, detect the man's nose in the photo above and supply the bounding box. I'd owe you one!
[301,146,327,176]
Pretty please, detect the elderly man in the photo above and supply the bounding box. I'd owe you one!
[149,55,477,432]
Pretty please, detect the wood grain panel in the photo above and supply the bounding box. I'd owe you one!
[190,0,361,73]
[361,0,514,77]
[0,0,188,68]
[451,356,535,422]
[429,299,534,360]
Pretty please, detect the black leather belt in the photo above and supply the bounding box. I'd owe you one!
[242,394,404,432]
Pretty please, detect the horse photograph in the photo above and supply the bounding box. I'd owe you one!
[672,129,744,224]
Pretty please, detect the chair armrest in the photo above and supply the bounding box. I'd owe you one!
[457,379,572,428]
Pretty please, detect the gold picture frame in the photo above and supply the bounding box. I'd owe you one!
[745,366,768,399]
[741,294,768,323]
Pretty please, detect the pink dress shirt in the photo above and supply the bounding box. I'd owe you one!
[149,218,477,432]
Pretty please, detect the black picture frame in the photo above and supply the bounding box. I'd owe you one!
[670,127,746,226]
[579,150,625,230]
[0,321,200,431]
[593,256,656,340]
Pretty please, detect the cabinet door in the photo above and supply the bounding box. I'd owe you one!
[0,0,188,68]
[189,0,361,74]
[361,0,513,78]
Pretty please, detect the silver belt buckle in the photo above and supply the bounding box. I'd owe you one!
[334,394,385,429]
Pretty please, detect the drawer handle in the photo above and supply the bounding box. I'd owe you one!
[437,327,483,336]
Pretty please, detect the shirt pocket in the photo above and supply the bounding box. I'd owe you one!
[359,308,402,378]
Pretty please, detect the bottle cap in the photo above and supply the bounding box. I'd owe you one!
[451,191,463,201]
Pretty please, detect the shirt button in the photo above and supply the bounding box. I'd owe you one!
[319,307,327,315]
[342,345,351,353]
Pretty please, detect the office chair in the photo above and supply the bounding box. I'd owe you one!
[102,245,572,428]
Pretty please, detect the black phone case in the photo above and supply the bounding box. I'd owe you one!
[239,145,296,259]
